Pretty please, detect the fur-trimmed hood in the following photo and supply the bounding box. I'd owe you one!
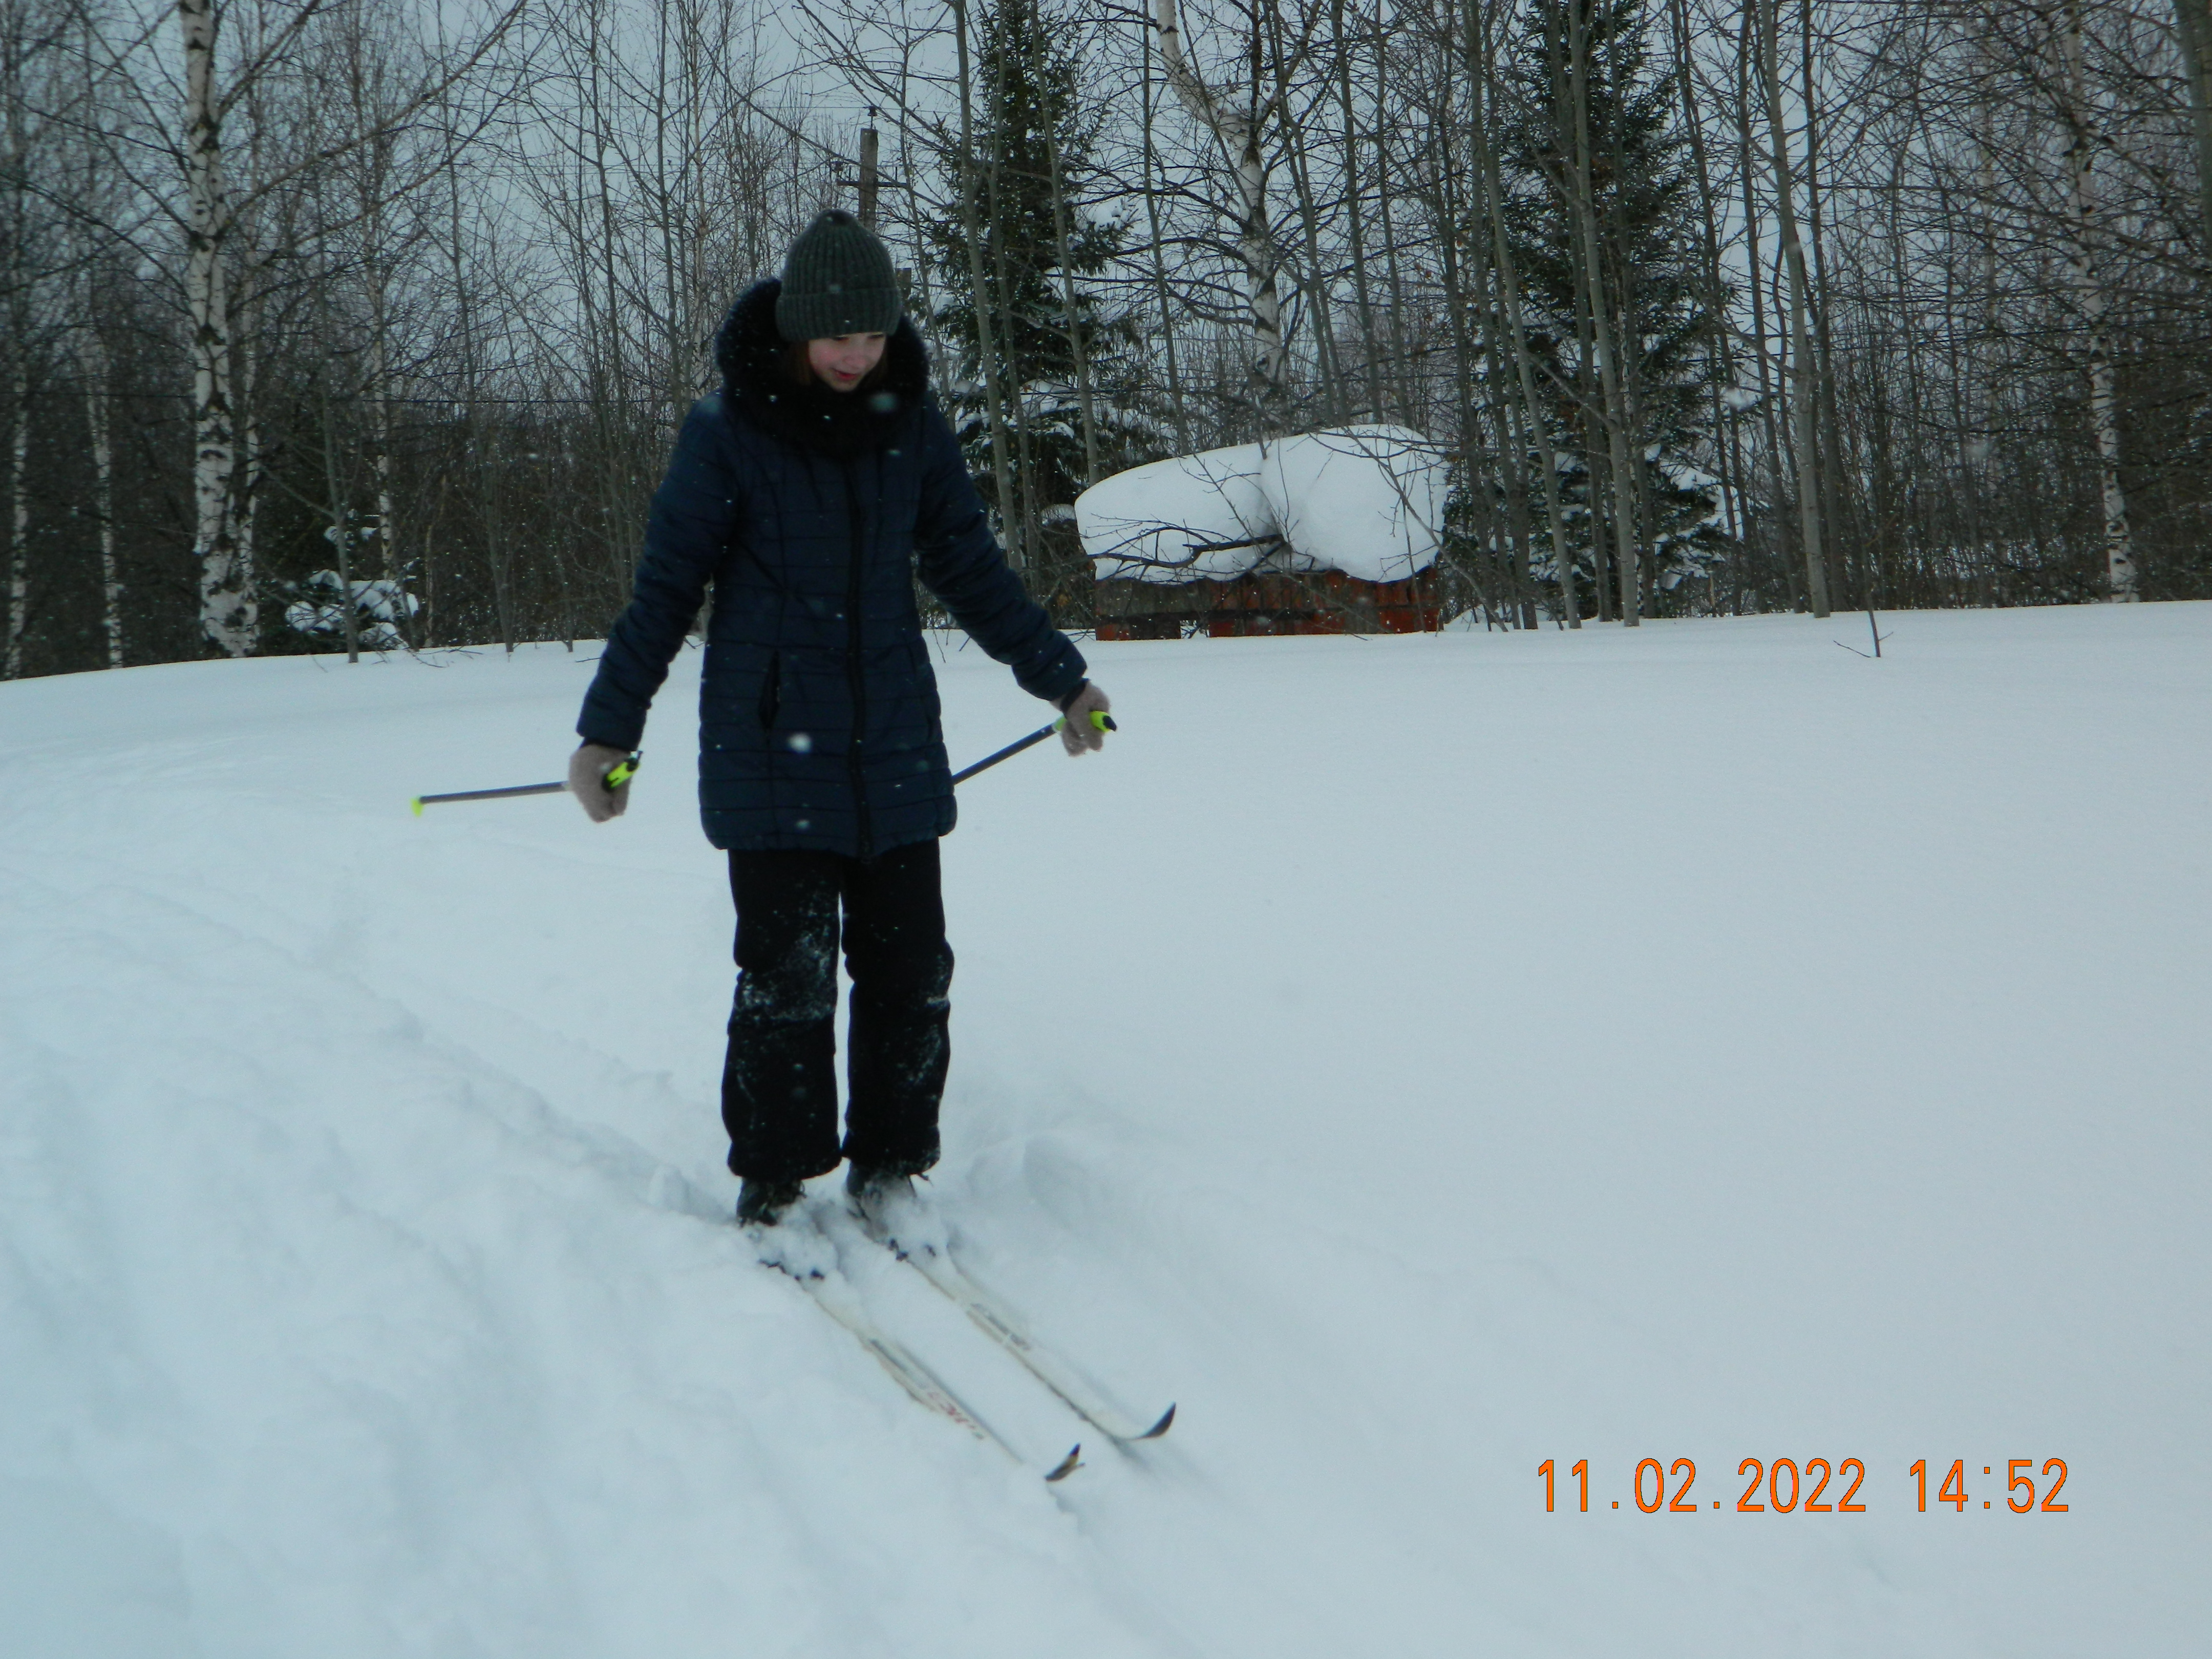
[714,278,929,460]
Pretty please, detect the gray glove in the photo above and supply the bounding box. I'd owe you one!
[1057,681,1112,756]
[568,742,633,822]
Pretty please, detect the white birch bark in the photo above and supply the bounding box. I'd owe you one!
[182,0,249,654]
[2060,0,2137,600]
[1154,0,1286,420]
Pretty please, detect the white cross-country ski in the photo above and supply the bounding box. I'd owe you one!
[858,1215,1176,1446]
[750,1217,1084,1483]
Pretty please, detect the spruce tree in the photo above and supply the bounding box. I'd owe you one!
[924,0,1143,618]
[1497,0,1727,611]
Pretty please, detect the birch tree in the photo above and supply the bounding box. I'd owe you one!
[173,0,519,657]
[2056,0,2139,597]
[4,0,60,678]
[8,0,2212,677]
[1155,0,1291,427]
[1756,0,1828,615]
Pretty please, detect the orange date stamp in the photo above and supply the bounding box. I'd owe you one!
[1538,1457,2070,1514]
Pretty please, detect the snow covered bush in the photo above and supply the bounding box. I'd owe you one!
[283,572,420,652]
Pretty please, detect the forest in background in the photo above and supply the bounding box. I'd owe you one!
[4,0,2209,676]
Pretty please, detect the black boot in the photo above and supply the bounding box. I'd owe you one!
[844,1163,917,1233]
[735,1176,805,1228]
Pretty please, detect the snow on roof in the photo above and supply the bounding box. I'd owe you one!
[1077,426,1448,586]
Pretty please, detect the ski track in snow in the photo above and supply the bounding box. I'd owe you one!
[3,607,2208,1655]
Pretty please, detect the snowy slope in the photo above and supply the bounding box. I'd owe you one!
[3,605,2207,1657]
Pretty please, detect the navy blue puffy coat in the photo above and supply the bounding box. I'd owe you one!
[577,281,1087,855]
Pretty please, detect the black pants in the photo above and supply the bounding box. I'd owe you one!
[721,839,953,1183]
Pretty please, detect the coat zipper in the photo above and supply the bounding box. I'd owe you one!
[843,464,873,856]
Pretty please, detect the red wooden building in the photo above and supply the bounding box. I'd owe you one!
[1094,568,1442,641]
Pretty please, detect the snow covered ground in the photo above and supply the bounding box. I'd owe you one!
[3,603,2207,1657]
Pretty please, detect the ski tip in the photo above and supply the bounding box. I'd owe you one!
[1046,1444,1084,1483]
[1139,1404,1176,1440]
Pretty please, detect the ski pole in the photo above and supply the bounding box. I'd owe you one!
[412,751,641,816]
[950,711,1115,786]
[413,719,1094,811]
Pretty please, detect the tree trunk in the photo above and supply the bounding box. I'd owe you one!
[4,343,22,680]
[1758,0,1828,616]
[982,33,1044,568]
[237,309,264,637]
[1033,16,1099,485]
[358,115,400,613]
[1568,0,1643,625]
[2173,0,2212,259]
[311,225,359,666]
[1672,0,1738,563]
[1372,0,1413,424]
[369,319,397,597]
[2060,0,2137,599]
[1139,44,1190,451]
[78,321,122,668]
[344,51,402,635]
[1156,0,1286,428]
[182,0,249,655]
[1800,0,1848,607]
[1734,6,1793,606]
[322,379,359,664]
[3,12,27,679]
[1334,0,1383,420]
[1483,7,1576,628]
[951,0,1024,564]
[1278,62,1345,426]
[441,48,509,653]
[1569,165,1609,624]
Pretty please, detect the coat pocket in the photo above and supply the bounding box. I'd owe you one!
[757,650,781,731]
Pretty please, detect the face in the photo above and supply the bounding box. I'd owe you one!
[806,332,887,392]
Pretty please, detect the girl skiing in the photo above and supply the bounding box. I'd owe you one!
[567,209,1111,1227]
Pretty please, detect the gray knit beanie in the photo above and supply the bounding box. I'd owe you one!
[776,210,901,341]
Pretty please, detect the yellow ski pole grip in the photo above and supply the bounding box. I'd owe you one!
[951,714,1114,785]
